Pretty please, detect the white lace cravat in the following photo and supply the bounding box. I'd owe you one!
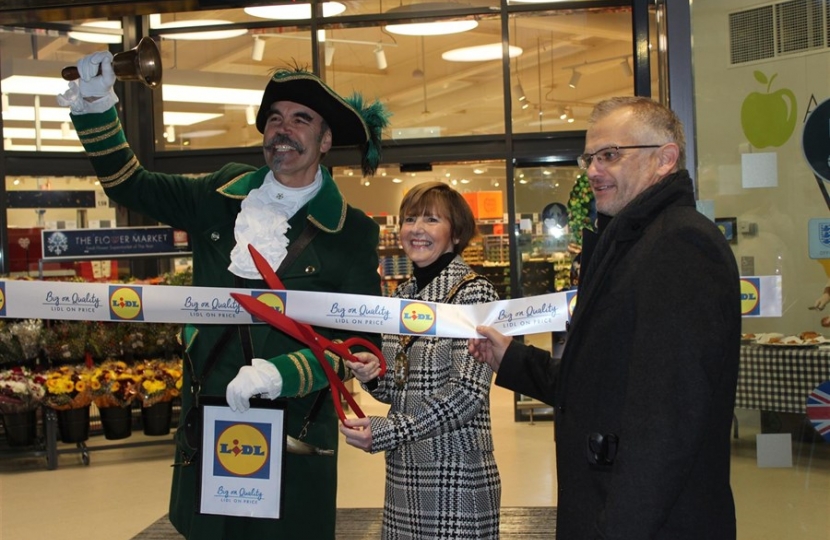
[228,169,323,279]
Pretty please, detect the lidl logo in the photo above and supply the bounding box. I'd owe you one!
[566,291,577,319]
[109,285,144,321]
[399,301,437,335]
[740,278,761,316]
[213,421,271,479]
[252,291,286,321]
[0,282,5,317]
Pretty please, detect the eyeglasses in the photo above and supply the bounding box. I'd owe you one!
[577,145,663,170]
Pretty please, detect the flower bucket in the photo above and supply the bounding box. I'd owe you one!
[56,405,91,444]
[99,405,133,440]
[141,400,172,436]
[2,409,38,447]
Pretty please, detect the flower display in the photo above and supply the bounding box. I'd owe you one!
[0,319,44,365]
[90,360,140,408]
[42,321,91,364]
[42,364,93,410]
[88,322,126,362]
[0,366,45,413]
[134,359,183,407]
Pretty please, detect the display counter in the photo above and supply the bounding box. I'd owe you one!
[737,344,830,414]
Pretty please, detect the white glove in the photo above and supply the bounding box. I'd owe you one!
[226,358,283,412]
[57,51,119,114]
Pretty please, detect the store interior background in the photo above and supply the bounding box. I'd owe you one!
[0,1,828,539]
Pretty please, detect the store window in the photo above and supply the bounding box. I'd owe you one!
[692,1,830,538]
[509,8,636,134]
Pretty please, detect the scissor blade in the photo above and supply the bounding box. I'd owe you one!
[247,244,285,290]
[232,292,314,347]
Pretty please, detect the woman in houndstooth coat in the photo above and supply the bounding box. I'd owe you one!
[341,182,501,539]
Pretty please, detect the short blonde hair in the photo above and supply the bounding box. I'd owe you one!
[399,182,478,254]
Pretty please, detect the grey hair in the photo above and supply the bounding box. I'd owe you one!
[588,96,686,170]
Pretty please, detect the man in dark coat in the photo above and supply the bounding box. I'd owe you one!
[59,53,388,539]
[469,97,740,539]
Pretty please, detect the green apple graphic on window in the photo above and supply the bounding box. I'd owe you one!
[741,71,797,149]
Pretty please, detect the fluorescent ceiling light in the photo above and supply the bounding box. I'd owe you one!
[384,2,478,36]
[67,21,122,44]
[164,111,223,126]
[4,106,71,122]
[2,105,219,126]
[4,127,77,140]
[154,20,248,40]
[2,75,71,96]
[386,19,477,36]
[180,129,227,139]
[442,44,523,62]
[4,143,83,152]
[162,84,262,106]
[245,2,346,20]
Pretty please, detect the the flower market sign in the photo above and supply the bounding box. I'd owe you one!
[41,226,190,260]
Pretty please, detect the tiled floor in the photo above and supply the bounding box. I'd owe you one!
[1,382,828,539]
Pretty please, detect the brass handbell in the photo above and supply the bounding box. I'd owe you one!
[61,36,162,88]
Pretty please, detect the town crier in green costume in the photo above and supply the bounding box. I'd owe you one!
[58,52,389,539]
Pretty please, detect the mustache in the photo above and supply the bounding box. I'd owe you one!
[263,135,304,154]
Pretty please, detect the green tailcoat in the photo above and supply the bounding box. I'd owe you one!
[72,108,381,539]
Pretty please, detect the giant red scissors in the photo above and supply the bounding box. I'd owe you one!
[230,244,387,421]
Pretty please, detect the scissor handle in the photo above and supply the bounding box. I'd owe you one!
[338,337,387,377]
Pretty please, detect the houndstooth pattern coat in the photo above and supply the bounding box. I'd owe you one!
[367,256,502,539]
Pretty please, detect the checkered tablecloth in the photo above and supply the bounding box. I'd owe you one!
[736,345,830,413]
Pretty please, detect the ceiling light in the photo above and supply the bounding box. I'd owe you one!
[374,44,388,70]
[568,70,581,88]
[180,129,227,139]
[3,127,77,140]
[1,75,68,96]
[1,93,8,113]
[245,105,256,125]
[251,36,265,61]
[165,125,175,143]
[392,177,402,183]
[442,44,523,62]
[67,21,122,44]
[2,104,216,126]
[384,3,478,36]
[3,105,69,122]
[61,122,71,138]
[244,2,346,20]
[514,83,526,102]
[473,167,487,174]
[460,178,470,184]
[162,84,262,106]
[154,20,248,41]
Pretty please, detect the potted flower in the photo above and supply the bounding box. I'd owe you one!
[0,366,45,446]
[135,359,183,436]
[90,360,140,440]
[42,365,94,444]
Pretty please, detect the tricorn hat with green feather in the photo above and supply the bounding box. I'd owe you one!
[256,67,390,176]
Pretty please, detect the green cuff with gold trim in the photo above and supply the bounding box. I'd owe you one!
[267,347,346,397]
